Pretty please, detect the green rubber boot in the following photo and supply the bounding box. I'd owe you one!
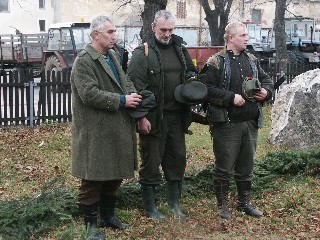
[167,181,187,219]
[141,184,166,221]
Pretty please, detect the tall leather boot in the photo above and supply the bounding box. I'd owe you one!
[167,181,186,219]
[141,184,166,221]
[214,179,231,220]
[236,181,263,217]
[79,203,105,240]
[99,195,131,229]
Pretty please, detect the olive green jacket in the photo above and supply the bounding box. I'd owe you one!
[71,44,137,181]
[128,34,198,135]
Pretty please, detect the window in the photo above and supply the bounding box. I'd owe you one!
[0,0,9,12]
[60,29,73,50]
[39,20,46,32]
[39,0,45,9]
[176,0,186,19]
[47,29,60,50]
[252,9,262,22]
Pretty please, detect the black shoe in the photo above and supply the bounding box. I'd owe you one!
[79,203,105,240]
[100,212,131,229]
[217,203,231,220]
[236,203,263,217]
[99,195,131,229]
[214,180,231,220]
[236,181,263,218]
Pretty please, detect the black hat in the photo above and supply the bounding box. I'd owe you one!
[128,90,157,118]
[174,81,208,104]
[242,77,261,102]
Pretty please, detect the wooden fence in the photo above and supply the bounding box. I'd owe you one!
[0,68,72,127]
[0,62,319,127]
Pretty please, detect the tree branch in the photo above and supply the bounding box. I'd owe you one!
[115,0,133,12]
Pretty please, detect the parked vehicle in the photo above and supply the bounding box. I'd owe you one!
[0,22,91,77]
[43,22,91,76]
[243,17,320,64]
[0,32,47,75]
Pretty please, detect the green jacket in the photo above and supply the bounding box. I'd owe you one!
[128,34,198,134]
[71,44,137,181]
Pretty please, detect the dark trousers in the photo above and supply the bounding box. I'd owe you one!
[210,120,258,182]
[78,179,122,205]
[139,111,186,185]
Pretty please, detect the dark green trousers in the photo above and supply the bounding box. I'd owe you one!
[210,119,258,182]
[139,111,186,185]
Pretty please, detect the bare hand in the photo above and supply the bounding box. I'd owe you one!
[125,93,142,108]
[234,94,246,107]
[138,117,151,135]
[253,88,268,101]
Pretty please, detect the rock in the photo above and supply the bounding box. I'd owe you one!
[269,69,320,150]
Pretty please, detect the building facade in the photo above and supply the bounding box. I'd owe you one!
[0,0,319,42]
[0,0,54,34]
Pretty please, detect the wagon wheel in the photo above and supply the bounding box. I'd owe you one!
[45,56,63,92]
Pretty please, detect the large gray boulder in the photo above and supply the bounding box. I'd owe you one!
[269,68,320,150]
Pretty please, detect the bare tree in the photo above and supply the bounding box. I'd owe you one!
[198,0,234,46]
[140,0,168,42]
[274,0,288,71]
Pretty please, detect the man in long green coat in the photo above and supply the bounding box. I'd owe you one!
[71,15,142,239]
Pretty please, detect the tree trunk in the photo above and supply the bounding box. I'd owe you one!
[274,0,288,72]
[199,0,233,46]
[140,0,168,42]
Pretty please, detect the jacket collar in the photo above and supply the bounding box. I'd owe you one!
[147,34,185,49]
[85,44,123,91]
[217,47,252,59]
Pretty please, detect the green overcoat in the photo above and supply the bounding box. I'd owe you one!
[71,44,137,181]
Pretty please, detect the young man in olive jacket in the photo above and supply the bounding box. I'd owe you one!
[128,10,198,221]
[201,21,274,220]
[71,15,142,239]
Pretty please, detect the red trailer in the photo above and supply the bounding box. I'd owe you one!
[187,46,224,70]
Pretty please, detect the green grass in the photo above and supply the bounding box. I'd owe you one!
[0,105,319,239]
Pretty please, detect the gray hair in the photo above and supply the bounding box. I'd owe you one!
[153,10,175,24]
[90,15,113,36]
[224,21,246,43]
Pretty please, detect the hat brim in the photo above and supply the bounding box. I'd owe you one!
[242,77,261,102]
[174,84,186,103]
[128,90,157,118]
[174,81,208,104]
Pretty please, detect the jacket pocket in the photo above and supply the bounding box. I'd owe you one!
[206,105,229,123]
[148,67,161,86]
[146,67,161,100]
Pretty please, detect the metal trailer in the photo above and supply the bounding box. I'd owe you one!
[0,33,47,74]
